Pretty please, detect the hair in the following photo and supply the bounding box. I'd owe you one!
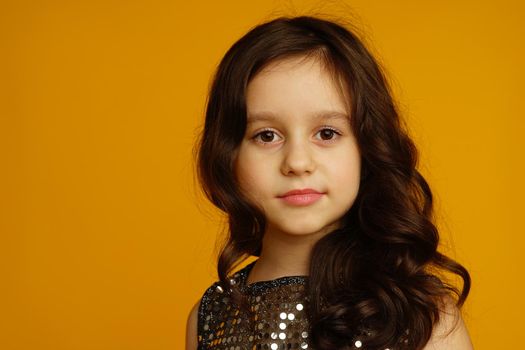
[194,15,470,350]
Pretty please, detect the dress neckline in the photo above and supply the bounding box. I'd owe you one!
[238,260,308,293]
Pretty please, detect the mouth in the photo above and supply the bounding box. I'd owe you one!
[277,188,323,197]
[277,188,325,206]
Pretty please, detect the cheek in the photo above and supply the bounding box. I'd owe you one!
[328,148,361,188]
[234,149,263,194]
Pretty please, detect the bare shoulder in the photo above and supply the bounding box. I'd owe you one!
[422,296,474,350]
[185,300,200,350]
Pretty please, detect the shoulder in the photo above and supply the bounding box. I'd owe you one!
[422,297,473,350]
[185,300,200,350]
[185,280,225,350]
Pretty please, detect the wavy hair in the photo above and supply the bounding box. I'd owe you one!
[194,15,470,350]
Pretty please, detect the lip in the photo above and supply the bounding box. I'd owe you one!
[278,188,322,197]
[277,188,324,206]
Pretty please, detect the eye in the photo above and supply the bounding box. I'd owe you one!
[253,129,281,144]
[315,127,341,142]
[251,126,342,145]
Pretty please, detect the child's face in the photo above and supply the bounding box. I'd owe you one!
[234,56,361,239]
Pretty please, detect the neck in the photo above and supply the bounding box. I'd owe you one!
[246,227,327,284]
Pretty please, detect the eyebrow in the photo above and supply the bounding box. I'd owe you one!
[247,111,349,124]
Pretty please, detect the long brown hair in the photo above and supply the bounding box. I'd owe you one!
[194,15,470,350]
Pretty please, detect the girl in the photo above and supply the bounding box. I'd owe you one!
[186,15,472,350]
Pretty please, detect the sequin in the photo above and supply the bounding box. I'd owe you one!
[197,259,409,349]
[198,261,309,349]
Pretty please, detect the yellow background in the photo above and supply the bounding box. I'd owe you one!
[1,0,523,349]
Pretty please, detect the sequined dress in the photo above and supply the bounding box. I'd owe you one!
[197,260,407,350]
[197,260,311,350]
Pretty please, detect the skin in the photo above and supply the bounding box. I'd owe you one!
[186,55,474,349]
[236,55,361,281]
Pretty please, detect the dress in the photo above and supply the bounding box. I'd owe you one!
[197,260,375,350]
[197,260,311,350]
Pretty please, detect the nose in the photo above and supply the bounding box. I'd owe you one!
[280,138,316,176]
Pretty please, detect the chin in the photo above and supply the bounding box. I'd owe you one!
[274,222,334,237]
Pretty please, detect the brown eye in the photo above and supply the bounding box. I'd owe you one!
[259,131,275,142]
[318,128,338,141]
[253,130,280,144]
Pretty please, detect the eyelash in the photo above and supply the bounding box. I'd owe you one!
[251,126,342,145]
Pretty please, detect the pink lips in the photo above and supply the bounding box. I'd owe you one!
[278,188,324,206]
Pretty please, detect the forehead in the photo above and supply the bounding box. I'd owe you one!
[246,56,350,124]
[247,110,349,124]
